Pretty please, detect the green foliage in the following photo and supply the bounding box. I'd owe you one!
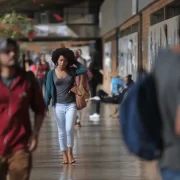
[0,11,35,39]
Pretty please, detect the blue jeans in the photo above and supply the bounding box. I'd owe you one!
[161,169,180,180]
[38,78,46,91]
[54,103,77,151]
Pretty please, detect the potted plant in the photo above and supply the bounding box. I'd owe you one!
[0,11,36,40]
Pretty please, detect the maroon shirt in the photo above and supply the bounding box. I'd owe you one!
[37,62,50,80]
[0,69,45,156]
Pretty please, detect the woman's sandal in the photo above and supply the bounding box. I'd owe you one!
[68,155,76,164]
[70,160,76,164]
[62,161,68,164]
[62,154,68,165]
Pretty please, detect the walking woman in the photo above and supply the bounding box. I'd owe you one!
[36,53,50,91]
[45,48,87,164]
[21,53,33,71]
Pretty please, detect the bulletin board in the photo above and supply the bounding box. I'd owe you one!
[118,32,138,80]
[148,15,180,70]
[104,41,112,72]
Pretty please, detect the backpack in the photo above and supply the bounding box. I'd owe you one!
[120,73,163,161]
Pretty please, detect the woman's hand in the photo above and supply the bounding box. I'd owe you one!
[70,86,78,94]
[28,133,39,152]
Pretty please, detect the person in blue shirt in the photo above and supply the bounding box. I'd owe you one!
[45,48,87,164]
[89,74,134,120]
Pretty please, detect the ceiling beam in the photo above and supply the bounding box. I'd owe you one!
[20,37,100,42]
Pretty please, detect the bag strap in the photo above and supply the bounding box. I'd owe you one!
[80,75,84,86]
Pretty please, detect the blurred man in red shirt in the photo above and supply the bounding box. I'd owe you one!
[0,38,45,180]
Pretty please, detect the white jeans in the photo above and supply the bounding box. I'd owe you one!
[54,103,77,151]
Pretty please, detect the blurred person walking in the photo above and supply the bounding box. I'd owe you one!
[36,53,50,91]
[75,49,87,66]
[45,53,55,70]
[45,48,87,164]
[74,49,90,127]
[0,38,45,180]
[32,52,41,63]
[122,19,180,180]
[21,53,38,76]
[153,23,180,180]
[89,49,102,97]
[20,53,33,72]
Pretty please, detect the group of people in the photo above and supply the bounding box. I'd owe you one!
[20,53,50,92]
[0,37,103,180]
[22,48,102,127]
[21,48,95,127]
[1,32,180,180]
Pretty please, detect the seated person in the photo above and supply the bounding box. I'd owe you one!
[89,74,134,120]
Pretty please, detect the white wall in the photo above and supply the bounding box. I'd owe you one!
[100,0,155,36]
[63,1,92,24]
[138,0,155,11]
[100,0,118,36]
[100,0,133,36]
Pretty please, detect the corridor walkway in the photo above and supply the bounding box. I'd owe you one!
[31,103,154,180]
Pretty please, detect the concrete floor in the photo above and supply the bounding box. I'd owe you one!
[31,103,161,180]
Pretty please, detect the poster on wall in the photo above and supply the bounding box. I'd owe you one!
[118,32,138,80]
[148,15,180,71]
[118,38,126,77]
[104,41,112,72]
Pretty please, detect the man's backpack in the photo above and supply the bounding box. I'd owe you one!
[120,73,163,160]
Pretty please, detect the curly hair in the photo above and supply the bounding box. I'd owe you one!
[51,48,76,66]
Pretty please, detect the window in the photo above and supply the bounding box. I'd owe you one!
[40,12,49,24]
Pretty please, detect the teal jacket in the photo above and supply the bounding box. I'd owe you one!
[45,62,87,107]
